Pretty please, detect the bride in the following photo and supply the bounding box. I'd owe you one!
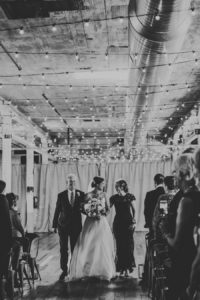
[69,176,116,281]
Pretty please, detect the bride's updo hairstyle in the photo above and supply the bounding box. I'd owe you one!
[173,154,195,187]
[91,176,104,188]
[115,179,128,193]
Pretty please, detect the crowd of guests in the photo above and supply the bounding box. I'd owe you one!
[0,182,25,299]
[143,150,200,300]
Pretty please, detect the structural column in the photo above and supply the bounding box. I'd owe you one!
[26,134,34,232]
[2,115,12,193]
[41,138,49,164]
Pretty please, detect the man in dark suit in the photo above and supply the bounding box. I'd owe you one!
[0,180,12,298]
[52,174,85,281]
[139,174,165,289]
[144,173,165,234]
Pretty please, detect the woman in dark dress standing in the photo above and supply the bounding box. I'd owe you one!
[110,179,136,277]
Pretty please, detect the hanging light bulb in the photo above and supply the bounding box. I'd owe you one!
[84,20,89,27]
[75,52,79,60]
[192,50,196,57]
[119,17,123,24]
[45,52,49,59]
[105,53,108,60]
[0,83,2,88]
[19,27,24,35]
[14,52,19,58]
[134,53,138,60]
[46,84,49,89]
[92,85,95,91]
[65,98,68,103]
[142,67,146,73]
[42,73,45,80]
[18,74,22,81]
[155,8,160,21]
[84,96,88,102]
[191,4,195,16]
[23,84,26,89]
[195,58,198,65]
[69,85,73,90]
[52,24,57,32]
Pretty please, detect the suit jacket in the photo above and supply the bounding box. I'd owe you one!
[52,189,85,232]
[0,194,12,253]
[144,186,165,229]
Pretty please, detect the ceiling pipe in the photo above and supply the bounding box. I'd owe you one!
[125,0,192,150]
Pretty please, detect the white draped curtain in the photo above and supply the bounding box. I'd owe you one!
[1,160,172,232]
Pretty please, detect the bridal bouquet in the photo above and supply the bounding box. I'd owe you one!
[84,198,106,218]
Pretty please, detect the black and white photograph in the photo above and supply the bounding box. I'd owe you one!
[0,0,200,299]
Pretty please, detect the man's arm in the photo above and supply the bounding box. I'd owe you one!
[144,192,150,228]
[52,194,61,231]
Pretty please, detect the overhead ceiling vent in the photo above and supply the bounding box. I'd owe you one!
[0,0,85,19]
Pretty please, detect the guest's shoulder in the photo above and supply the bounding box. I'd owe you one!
[110,194,118,201]
[126,193,136,201]
[58,190,67,198]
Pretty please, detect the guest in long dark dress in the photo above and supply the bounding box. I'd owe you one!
[110,179,136,277]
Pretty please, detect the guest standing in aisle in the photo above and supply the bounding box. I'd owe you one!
[52,174,85,281]
[144,173,165,236]
[110,179,136,277]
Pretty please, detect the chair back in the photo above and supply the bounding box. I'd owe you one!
[29,237,40,259]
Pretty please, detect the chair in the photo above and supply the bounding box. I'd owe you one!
[22,233,41,286]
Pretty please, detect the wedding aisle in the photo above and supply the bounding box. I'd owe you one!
[18,232,149,300]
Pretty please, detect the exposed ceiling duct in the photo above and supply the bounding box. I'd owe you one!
[125,0,192,150]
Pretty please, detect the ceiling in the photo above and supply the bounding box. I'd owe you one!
[0,0,200,161]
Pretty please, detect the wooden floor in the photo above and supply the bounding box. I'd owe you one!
[18,232,149,300]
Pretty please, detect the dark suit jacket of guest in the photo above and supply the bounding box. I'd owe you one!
[144,186,165,229]
[0,194,12,253]
[52,189,85,233]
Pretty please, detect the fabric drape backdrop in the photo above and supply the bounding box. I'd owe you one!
[1,160,172,232]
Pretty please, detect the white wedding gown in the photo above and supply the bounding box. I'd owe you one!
[69,215,116,281]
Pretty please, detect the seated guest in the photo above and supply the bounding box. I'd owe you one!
[0,181,12,298]
[141,174,165,287]
[152,176,176,241]
[7,193,25,285]
[144,173,165,236]
[186,148,200,299]
[164,154,200,300]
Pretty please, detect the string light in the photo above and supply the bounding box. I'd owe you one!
[45,52,49,59]
[105,53,108,60]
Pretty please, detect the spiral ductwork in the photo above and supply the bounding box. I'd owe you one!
[125,0,191,149]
